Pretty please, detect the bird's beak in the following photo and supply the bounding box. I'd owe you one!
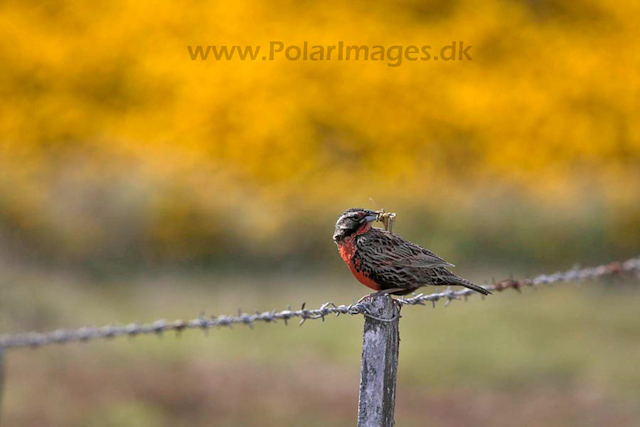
[363,211,378,223]
[364,214,377,222]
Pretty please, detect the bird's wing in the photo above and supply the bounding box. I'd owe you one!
[356,230,454,269]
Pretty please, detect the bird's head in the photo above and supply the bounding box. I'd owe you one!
[333,208,378,242]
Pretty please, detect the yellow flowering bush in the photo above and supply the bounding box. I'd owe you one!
[0,0,638,266]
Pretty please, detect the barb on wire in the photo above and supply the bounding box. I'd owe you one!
[0,256,638,351]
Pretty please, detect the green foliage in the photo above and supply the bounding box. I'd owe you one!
[3,272,640,426]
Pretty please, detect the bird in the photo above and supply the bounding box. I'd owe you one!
[333,208,491,296]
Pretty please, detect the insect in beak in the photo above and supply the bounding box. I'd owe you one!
[375,209,397,233]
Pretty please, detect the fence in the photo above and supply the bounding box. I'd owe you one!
[1,256,639,426]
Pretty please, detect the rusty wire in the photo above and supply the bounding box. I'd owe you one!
[0,256,638,350]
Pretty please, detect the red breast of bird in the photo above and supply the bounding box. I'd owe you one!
[337,222,381,291]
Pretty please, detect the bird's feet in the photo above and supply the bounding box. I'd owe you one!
[357,288,404,304]
[356,289,405,321]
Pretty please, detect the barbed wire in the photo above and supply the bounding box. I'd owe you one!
[399,256,640,307]
[0,256,638,350]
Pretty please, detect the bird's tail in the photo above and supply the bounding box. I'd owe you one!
[453,276,492,296]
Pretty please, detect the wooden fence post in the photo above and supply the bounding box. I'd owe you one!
[357,295,400,427]
[0,347,5,422]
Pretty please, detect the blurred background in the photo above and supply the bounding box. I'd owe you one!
[1,0,639,425]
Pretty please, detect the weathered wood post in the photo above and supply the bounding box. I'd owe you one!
[357,294,400,427]
[0,347,5,421]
